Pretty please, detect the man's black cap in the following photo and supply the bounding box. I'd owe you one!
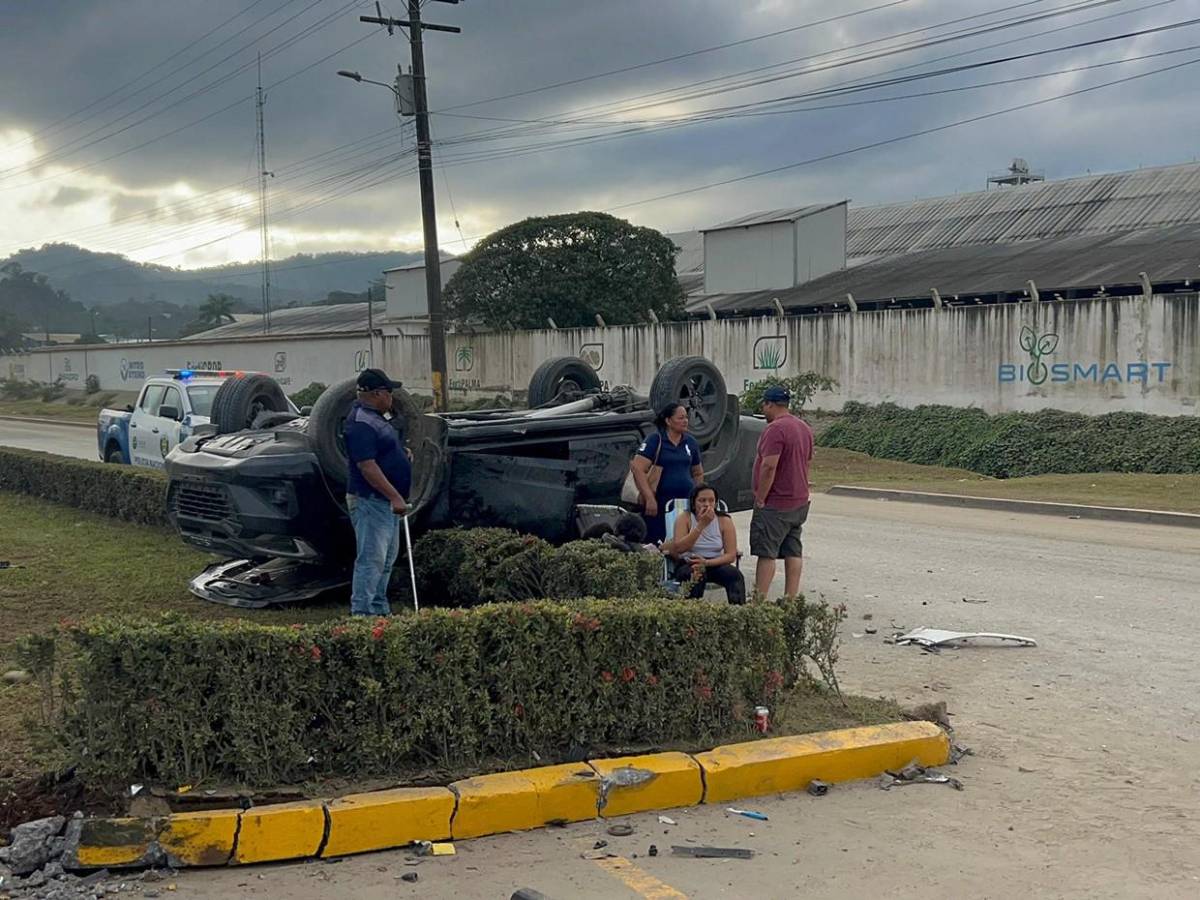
[356,368,403,392]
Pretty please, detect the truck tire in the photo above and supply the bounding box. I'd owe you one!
[526,357,601,408]
[104,442,124,464]
[649,356,727,444]
[307,377,421,484]
[211,373,291,434]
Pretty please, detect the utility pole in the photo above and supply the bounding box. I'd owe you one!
[358,1,459,412]
[256,53,273,334]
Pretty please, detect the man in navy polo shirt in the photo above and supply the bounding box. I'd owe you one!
[344,368,412,616]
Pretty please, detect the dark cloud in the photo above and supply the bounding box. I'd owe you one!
[3,0,1200,264]
[48,186,95,206]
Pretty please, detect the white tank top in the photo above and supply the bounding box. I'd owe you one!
[690,516,724,558]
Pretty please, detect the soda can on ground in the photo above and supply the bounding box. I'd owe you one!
[754,706,770,734]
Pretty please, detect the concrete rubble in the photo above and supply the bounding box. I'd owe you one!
[0,813,169,900]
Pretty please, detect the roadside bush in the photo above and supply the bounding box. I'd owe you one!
[0,447,168,526]
[39,380,66,403]
[740,372,837,414]
[288,382,326,408]
[819,403,1200,478]
[85,374,100,394]
[0,378,41,401]
[414,528,664,605]
[31,599,811,784]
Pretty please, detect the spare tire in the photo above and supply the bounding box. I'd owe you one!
[527,357,601,408]
[211,373,290,434]
[307,377,421,484]
[649,356,727,444]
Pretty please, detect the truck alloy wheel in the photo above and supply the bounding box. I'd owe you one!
[648,356,728,443]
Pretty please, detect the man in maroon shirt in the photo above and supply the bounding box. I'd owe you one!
[750,385,815,599]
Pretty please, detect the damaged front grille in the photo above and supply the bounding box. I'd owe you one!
[171,482,232,523]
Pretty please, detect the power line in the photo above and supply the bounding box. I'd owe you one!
[605,54,1200,211]
[436,0,918,112]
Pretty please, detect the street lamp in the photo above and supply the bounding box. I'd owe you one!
[337,63,449,412]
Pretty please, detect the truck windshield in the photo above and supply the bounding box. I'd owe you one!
[186,385,218,418]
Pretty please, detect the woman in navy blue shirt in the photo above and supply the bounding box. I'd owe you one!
[629,402,704,543]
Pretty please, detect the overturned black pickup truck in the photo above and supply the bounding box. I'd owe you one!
[164,355,765,607]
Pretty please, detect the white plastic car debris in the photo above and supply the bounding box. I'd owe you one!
[893,627,1038,649]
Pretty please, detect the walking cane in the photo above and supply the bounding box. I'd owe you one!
[402,514,420,613]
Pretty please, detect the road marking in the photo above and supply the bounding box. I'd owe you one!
[592,854,688,899]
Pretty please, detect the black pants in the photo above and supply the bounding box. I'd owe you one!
[673,561,746,605]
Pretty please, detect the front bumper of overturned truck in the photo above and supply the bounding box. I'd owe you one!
[165,429,354,564]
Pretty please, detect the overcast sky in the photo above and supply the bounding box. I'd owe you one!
[2,0,1199,270]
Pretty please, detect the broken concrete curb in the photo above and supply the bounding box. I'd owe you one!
[31,722,948,873]
[827,485,1200,529]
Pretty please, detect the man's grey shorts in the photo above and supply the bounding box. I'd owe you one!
[749,503,810,559]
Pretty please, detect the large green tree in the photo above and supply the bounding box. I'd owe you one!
[443,212,685,329]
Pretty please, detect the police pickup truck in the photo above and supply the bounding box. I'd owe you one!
[97,370,242,467]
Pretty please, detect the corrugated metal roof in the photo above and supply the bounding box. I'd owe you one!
[688,222,1200,314]
[665,230,704,275]
[191,302,385,338]
[847,161,1200,262]
[702,202,846,232]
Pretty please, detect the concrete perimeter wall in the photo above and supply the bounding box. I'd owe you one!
[4,294,1197,415]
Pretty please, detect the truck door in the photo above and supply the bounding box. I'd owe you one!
[156,385,186,462]
[129,384,165,466]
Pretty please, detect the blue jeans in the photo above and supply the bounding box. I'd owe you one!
[347,494,399,616]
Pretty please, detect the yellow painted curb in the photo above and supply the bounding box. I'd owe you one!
[322,787,455,858]
[451,763,600,840]
[70,817,159,869]
[694,721,950,804]
[158,810,239,867]
[233,800,326,865]
[590,752,704,818]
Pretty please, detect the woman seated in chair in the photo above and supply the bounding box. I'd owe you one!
[664,483,746,605]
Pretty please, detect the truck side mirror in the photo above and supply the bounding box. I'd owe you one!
[125,404,134,413]
[158,405,181,421]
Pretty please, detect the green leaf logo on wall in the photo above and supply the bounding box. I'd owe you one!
[753,335,787,370]
[1019,326,1060,385]
[455,345,474,373]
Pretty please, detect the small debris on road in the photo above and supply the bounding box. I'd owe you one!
[400,872,419,883]
[671,845,754,859]
[592,840,608,850]
[726,807,768,821]
[864,626,878,635]
[648,844,658,857]
[963,597,989,604]
[807,780,830,797]
[657,815,677,826]
[894,627,1037,649]
[597,766,656,810]
[512,890,552,900]
[879,761,964,791]
[606,824,635,837]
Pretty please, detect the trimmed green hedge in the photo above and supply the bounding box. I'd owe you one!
[0,447,168,526]
[819,403,1200,478]
[415,528,664,605]
[30,600,812,784]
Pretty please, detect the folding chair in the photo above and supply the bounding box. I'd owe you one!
[661,498,740,593]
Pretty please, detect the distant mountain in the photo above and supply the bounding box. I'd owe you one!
[1,244,424,308]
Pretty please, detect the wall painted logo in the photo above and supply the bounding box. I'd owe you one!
[354,349,371,370]
[120,358,146,382]
[579,343,604,371]
[274,351,287,373]
[455,345,475,372]
[753,335,787,370]
[999,326,1172,384]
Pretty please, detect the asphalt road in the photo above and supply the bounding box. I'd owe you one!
[0,418,97,461]
[170,497,1200,900]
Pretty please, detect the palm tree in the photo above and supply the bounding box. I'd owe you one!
[198,293,237,327]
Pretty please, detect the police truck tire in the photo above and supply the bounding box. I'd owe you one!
[308,377,420,484]
[648,356,727,444]
[211,373,291,434]
[526,357,601,408]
